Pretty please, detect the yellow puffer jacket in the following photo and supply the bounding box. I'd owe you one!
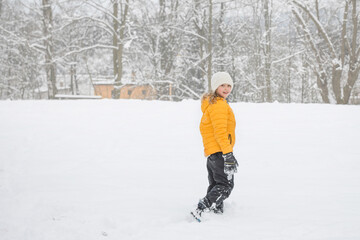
[200,97,236,156]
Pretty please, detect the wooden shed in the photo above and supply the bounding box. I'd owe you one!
[93,83,114,99]
[93,83,156,100]
[119,84,156,100]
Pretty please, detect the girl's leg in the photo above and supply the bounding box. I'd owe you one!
[207,157,216,193]
[205,152,234,207]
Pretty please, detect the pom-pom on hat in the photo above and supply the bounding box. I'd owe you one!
[211,72,233,92]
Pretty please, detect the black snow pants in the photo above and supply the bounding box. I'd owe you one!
[205,152,234,206]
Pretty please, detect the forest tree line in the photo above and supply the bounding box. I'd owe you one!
[0,0,359,104]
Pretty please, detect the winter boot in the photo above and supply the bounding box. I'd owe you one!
[190,197,212,222]
[196,197,211,215]
[211,202,224,214]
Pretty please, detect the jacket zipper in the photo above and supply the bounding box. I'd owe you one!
[228,134,232,145]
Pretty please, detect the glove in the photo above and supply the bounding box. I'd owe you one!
[223,152,238,178]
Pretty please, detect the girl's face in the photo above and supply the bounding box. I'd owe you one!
[216,84,232,98]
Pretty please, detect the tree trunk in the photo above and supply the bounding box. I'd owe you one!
[316,73,330,103]
[0,0,3,17]
[287,23,292,103]
[252,1,264,102]
[193,0,206,89]
[70,65,74,95]
[207,0,213,91]
[218,3,225,71]
[70,64,79,95]
[263,0,272,102]
[116,0,129,85]
[112,0,119,83]
[343,0,359,104]
[112,0,129,98]
[42,0,57,99]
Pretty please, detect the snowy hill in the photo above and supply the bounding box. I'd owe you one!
[1,100,360,240]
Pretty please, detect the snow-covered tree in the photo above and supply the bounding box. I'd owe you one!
[0,0,42,99]
[0,0,359,104]
[41,0,57,99]
[291,0,360,104]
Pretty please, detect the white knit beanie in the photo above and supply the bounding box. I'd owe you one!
[211,72,233,93]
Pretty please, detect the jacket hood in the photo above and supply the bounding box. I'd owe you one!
[201,98,210,113]
[201,97,226,113]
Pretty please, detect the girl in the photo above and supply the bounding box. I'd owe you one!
[194,72,238,217]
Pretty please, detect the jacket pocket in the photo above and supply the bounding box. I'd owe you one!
[228,134,232,145]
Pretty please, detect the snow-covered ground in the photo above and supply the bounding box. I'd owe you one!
[1,100,359,240]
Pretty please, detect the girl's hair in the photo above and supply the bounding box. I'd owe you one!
[201,91,221,104]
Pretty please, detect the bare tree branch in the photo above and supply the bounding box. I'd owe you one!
[292,0,337,59]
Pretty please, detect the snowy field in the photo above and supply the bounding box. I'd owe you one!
[1,100,360,240]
